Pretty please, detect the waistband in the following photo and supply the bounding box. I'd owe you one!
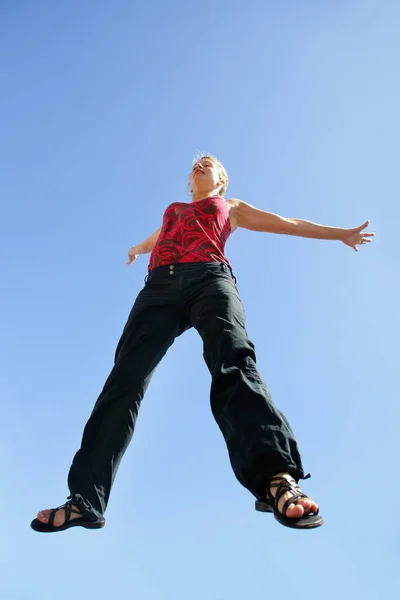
[144,261,235,282]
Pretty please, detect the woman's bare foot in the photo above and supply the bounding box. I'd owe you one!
[36,503,82,527]
[268,472,319,519]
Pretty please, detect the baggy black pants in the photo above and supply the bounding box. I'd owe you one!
[68,262,305,520]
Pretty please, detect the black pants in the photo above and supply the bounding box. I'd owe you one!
[68,262,305,520]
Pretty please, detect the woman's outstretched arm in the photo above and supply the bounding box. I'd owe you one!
[228,199,374,252]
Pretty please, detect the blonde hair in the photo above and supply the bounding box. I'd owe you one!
[191,153,229,196]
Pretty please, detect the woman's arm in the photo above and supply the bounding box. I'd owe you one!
[228,199,374,251]
[127,227,162,264]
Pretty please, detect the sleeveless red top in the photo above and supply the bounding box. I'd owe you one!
[148,196,232,271]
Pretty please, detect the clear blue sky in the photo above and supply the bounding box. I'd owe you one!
[1,1,398,598]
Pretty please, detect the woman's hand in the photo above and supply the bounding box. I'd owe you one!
[127,246,140,264]
[126,228,162,264]
[341,220,375,252]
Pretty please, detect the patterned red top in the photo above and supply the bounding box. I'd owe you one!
[148,195,232,270]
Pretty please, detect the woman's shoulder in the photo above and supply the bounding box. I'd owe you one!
[226,198,243,232]
[163,201,188,213]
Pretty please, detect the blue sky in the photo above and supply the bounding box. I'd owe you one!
[1,0,398,598]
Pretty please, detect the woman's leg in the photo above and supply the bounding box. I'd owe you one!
[189,266,306,500]
[37,280,187,525]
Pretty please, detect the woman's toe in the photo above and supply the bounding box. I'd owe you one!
[37,510,50,523]
[297,499,318,514]
[285,503,304,518]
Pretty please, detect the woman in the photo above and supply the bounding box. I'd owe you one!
[31,154,373,532]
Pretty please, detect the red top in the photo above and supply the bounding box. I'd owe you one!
[148,196,232,271]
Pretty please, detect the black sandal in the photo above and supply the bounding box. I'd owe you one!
[255,475,323,530]
[31,500,105,533]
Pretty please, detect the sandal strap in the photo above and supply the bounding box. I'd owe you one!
[270,476,300,495]
[272,478,300,505]
[47,500,81,527]
[269,477,299,490]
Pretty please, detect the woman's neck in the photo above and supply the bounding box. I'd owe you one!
[191,188,221,203]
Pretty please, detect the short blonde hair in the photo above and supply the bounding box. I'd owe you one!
[191,153,229,196]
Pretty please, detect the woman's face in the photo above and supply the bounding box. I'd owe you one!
[190,158,224,195]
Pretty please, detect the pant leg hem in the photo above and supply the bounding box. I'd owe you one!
[240,460,306,501]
